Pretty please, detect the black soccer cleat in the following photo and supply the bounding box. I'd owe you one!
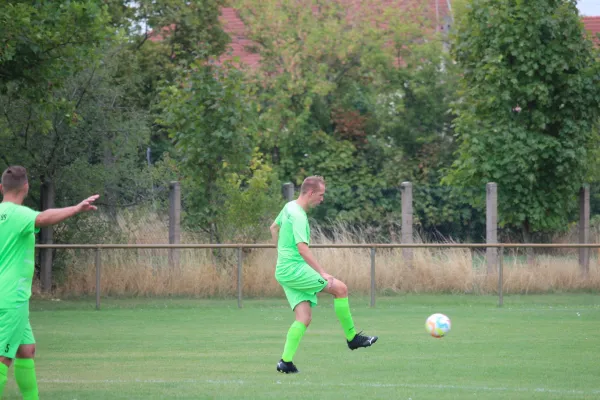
[277,359,299,374]
[347,331,378,350]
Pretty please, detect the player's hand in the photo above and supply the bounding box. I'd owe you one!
[321,272,334,289]
[77,195,100,213]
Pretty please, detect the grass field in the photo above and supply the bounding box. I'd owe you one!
[3,294,600,399]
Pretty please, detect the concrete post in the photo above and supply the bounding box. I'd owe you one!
[40,178,55,292]
[283,182,294,201]
[401,182,413,265]
[486,182,498,274]
[169,181,181,269]
[579,185,590,276]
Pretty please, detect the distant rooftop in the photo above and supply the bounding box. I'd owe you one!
[150,5,600,68]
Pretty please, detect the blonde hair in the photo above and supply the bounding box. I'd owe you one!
[300,175,325,194]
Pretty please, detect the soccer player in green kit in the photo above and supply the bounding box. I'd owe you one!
[271,176,378,374]
[0,166,99,399]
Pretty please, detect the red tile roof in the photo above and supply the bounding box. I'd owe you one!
[218,1,452,68]
[582,16,600,40]
[152,5,600,68]
[218,7,261,68]
[148,24,175,43]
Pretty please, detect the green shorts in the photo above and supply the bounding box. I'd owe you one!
[276,262,328,310]
[0,305,35,359]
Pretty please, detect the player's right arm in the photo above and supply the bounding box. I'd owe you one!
[270,222,280,246]
[35,195,99,228]
[270,209,285,247]
[297,242,327,276]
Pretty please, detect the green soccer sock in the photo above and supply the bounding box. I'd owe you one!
[14,358,38,400]
[0,362,7,399]
[281,321,307,362]
[334,297,357,341]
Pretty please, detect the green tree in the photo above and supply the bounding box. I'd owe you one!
[235,0,457,232]
[109,0,230,104]
[0,0,236,286]
[369,33,475,240]
[1,1,114,290]
[158,62,258,242]
[0,0,112,200]
[0,45,155,284]
[217,150,283,243]
[103,0,231,163]
[0,1,110,98]
[446,0,600,241]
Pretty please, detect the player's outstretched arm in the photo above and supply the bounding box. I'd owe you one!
[35,194,99,228]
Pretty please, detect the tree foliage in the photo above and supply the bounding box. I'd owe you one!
[158,62,259,241]
[102,0,232,164]
[0,1,110,98]
[0,0,231,212]
[216,151,283,243]
[1,45,153,228]
[446,0,600,235]
[234,0,461,232]
[8,0,594,253]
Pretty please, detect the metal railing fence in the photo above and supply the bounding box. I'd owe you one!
[35,243,600,310]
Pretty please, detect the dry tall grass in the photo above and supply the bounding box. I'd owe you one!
[47,215,600,298]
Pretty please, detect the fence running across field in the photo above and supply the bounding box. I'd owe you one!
[35,243,600,310]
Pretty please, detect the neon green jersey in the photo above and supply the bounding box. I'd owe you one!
[274,201,309,271]
[0,202,40,309]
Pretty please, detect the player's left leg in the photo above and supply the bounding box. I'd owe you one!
[275,266,327,374]
[0,306,29,397]
[282,301,310,364]
[322,277,378,350]
[0,359,8,399]
[277,301,311,374]
[15,321,38,400]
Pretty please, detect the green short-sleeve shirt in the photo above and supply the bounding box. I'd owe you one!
[274,201,309,272]
[274,201,328,309]
[0,202,40,309]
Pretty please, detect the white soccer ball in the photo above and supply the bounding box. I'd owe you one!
[425,313,451,338]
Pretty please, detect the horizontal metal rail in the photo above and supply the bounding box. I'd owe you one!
[34,243,600,249]
[34,243,599,311]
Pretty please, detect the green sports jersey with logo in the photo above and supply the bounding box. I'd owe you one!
[0,202,40,309]
[274,201,310,273]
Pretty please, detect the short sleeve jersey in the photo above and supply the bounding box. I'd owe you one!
[274,201,310,270]
[0,202,40,309]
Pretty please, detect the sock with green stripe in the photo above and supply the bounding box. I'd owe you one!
[15,358,38,400]
[334,297,357,341]
[0,362,8,399]
[281,321,307,362]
